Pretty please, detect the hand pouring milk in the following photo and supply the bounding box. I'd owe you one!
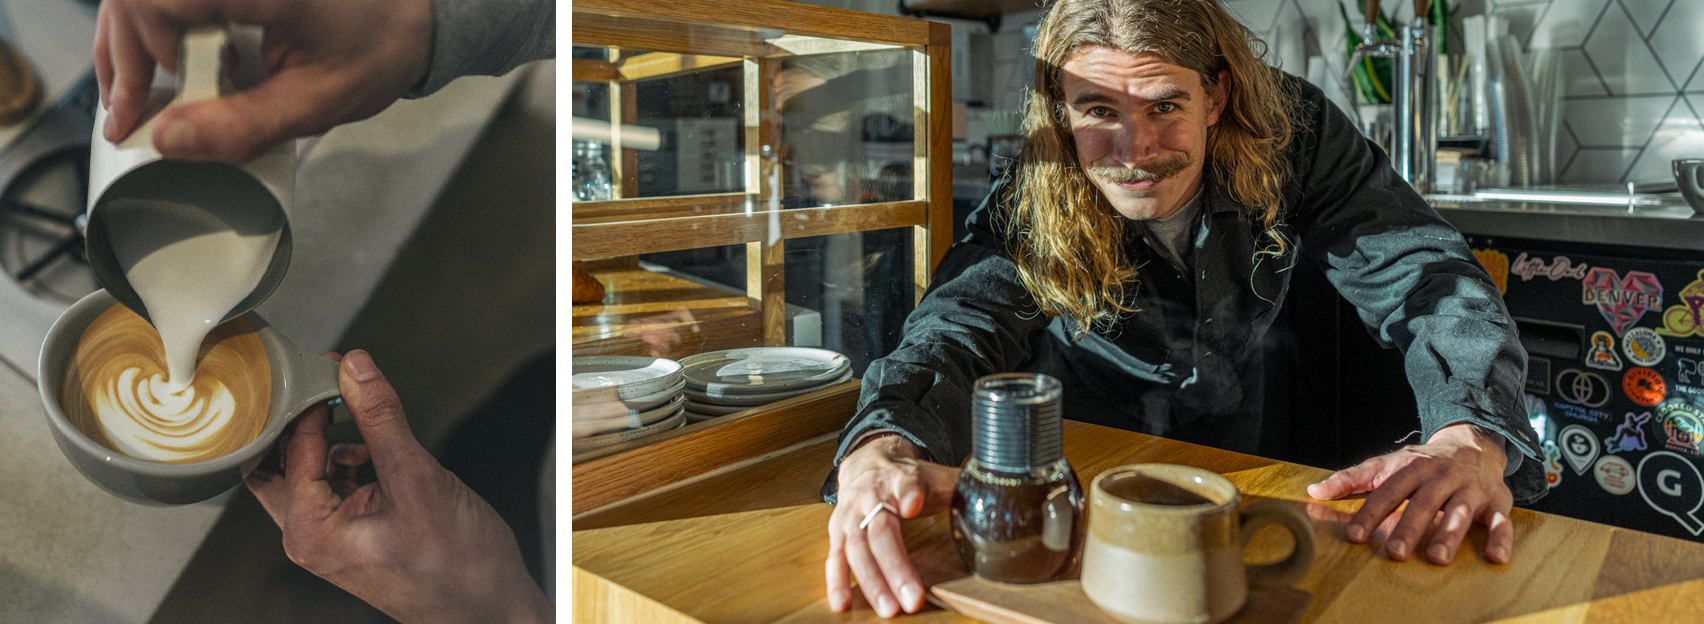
[81,24,297,460]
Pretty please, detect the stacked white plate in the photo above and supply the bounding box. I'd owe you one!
[679,347,852,422]
[571,356,686,455]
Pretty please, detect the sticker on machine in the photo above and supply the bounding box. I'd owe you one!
[1557,369,1612,408]
[1526,356,1552,395]
[1583,268,1662,336]
[1511,253,1589,282]
[1542,441,1564,489]
[1637,451,1704,536]
[1676,357,1704,397]
[1624,367,1668,407]
[1605,412,1652,454]
[1558,424,1600,476]
[1473,249,1509,294]
[1658,269,1704,338]
[1594,455,1635,495]
[1623,327,1666,367]
[1657,399,1704,457]
[1585,331,1623,371]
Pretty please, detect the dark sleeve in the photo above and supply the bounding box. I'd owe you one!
[829,178,1054,471]
[1284,75,1547,503]
[405,0,556,98]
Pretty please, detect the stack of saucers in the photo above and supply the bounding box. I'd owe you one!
[679,347,851,422]
[570,356,686,456]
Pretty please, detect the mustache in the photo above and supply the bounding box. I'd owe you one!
[1085,155,1192,184]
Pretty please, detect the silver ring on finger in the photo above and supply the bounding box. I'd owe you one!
[859,502,897,530]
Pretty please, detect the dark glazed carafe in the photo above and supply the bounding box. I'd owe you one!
[950,373,1085,583]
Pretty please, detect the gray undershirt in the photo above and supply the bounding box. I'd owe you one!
[1135,187,1204,274]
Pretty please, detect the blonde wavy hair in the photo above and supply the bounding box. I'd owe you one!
[1006,0,1298,338]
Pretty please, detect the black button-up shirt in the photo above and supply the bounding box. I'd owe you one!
[830,71,1547,505]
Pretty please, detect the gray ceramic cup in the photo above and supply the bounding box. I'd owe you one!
[37,290,340,505]
[1081,464,1316,624]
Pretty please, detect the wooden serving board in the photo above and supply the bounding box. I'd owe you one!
[931,577,1311,624]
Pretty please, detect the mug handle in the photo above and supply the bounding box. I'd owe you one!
[1240,499,1317,588]
[177,24,229,104]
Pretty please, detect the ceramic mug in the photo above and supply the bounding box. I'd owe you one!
[1675,159,1704,214]
[85,24,295,325]
[37,290,340,505]
[1081,464,1316,624]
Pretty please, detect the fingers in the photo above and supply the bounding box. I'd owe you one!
[326,443,370,500]
[283,402,331,490]
[337,350,431,481]
[1382,476,1454,562]
[244,441,289,527]
[151,67,346,161]
[843,511,905,618]
[1483,507,1514,564]
[825,527,853,612]
[1307,459,1384,501]
[101,2,159,142]
[1345,467,1419,546]
[1423,492,1478,565]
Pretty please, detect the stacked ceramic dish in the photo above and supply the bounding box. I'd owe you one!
[571,356,686,456]
[679,347,852,422]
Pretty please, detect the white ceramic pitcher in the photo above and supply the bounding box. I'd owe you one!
[85,24,295,325]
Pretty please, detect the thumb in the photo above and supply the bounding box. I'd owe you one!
[151,68,347,161]
[338,349,429,479]
[1307,460,1383,500]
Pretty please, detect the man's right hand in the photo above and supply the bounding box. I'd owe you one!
[825,434,958,618]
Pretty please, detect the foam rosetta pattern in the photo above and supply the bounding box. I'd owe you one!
[62,304,270,464]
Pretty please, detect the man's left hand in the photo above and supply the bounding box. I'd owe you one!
[1306,423,1513,565]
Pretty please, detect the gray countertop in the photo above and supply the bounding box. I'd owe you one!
[0,1,523,620]
[1434,199,1704,252]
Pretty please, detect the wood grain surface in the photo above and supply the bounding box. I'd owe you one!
[574,421,1704,624]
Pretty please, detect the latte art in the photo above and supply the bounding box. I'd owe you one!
[62,304,270,463]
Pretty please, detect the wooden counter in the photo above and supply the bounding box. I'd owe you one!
[573,420,1704,623]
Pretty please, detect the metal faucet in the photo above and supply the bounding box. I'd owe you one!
[1347,0,1436,194]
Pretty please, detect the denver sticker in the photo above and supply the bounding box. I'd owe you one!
[1583,268,1663,336]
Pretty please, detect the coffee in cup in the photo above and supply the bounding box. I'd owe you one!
[1081,464,1315,624]
[58,302,270,464]
[40,290,342,505]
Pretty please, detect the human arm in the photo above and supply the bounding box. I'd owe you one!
[824,180,1054,615]
[244,350,552,623]
[1282,74,1542,563]
[95,0,554,162]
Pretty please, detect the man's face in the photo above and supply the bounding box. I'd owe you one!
[1060,48,1227,221]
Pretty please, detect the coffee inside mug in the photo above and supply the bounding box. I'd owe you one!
[39,289,341,505]
[58,302,271,464]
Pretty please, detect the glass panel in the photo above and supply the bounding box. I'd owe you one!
[779,49,916,208]
[632,228,914,375]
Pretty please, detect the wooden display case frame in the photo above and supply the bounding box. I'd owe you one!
[570,0,952,515]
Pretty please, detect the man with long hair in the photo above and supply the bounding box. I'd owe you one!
[824,0,1544,617]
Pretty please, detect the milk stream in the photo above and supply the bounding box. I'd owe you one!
[101,198,280,390]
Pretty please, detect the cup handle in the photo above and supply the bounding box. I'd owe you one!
[279,346,349,425]
[177,24,228,104]
[1240,499,1317,588]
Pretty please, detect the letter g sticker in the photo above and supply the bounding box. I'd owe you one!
[1638,451,1704,535]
